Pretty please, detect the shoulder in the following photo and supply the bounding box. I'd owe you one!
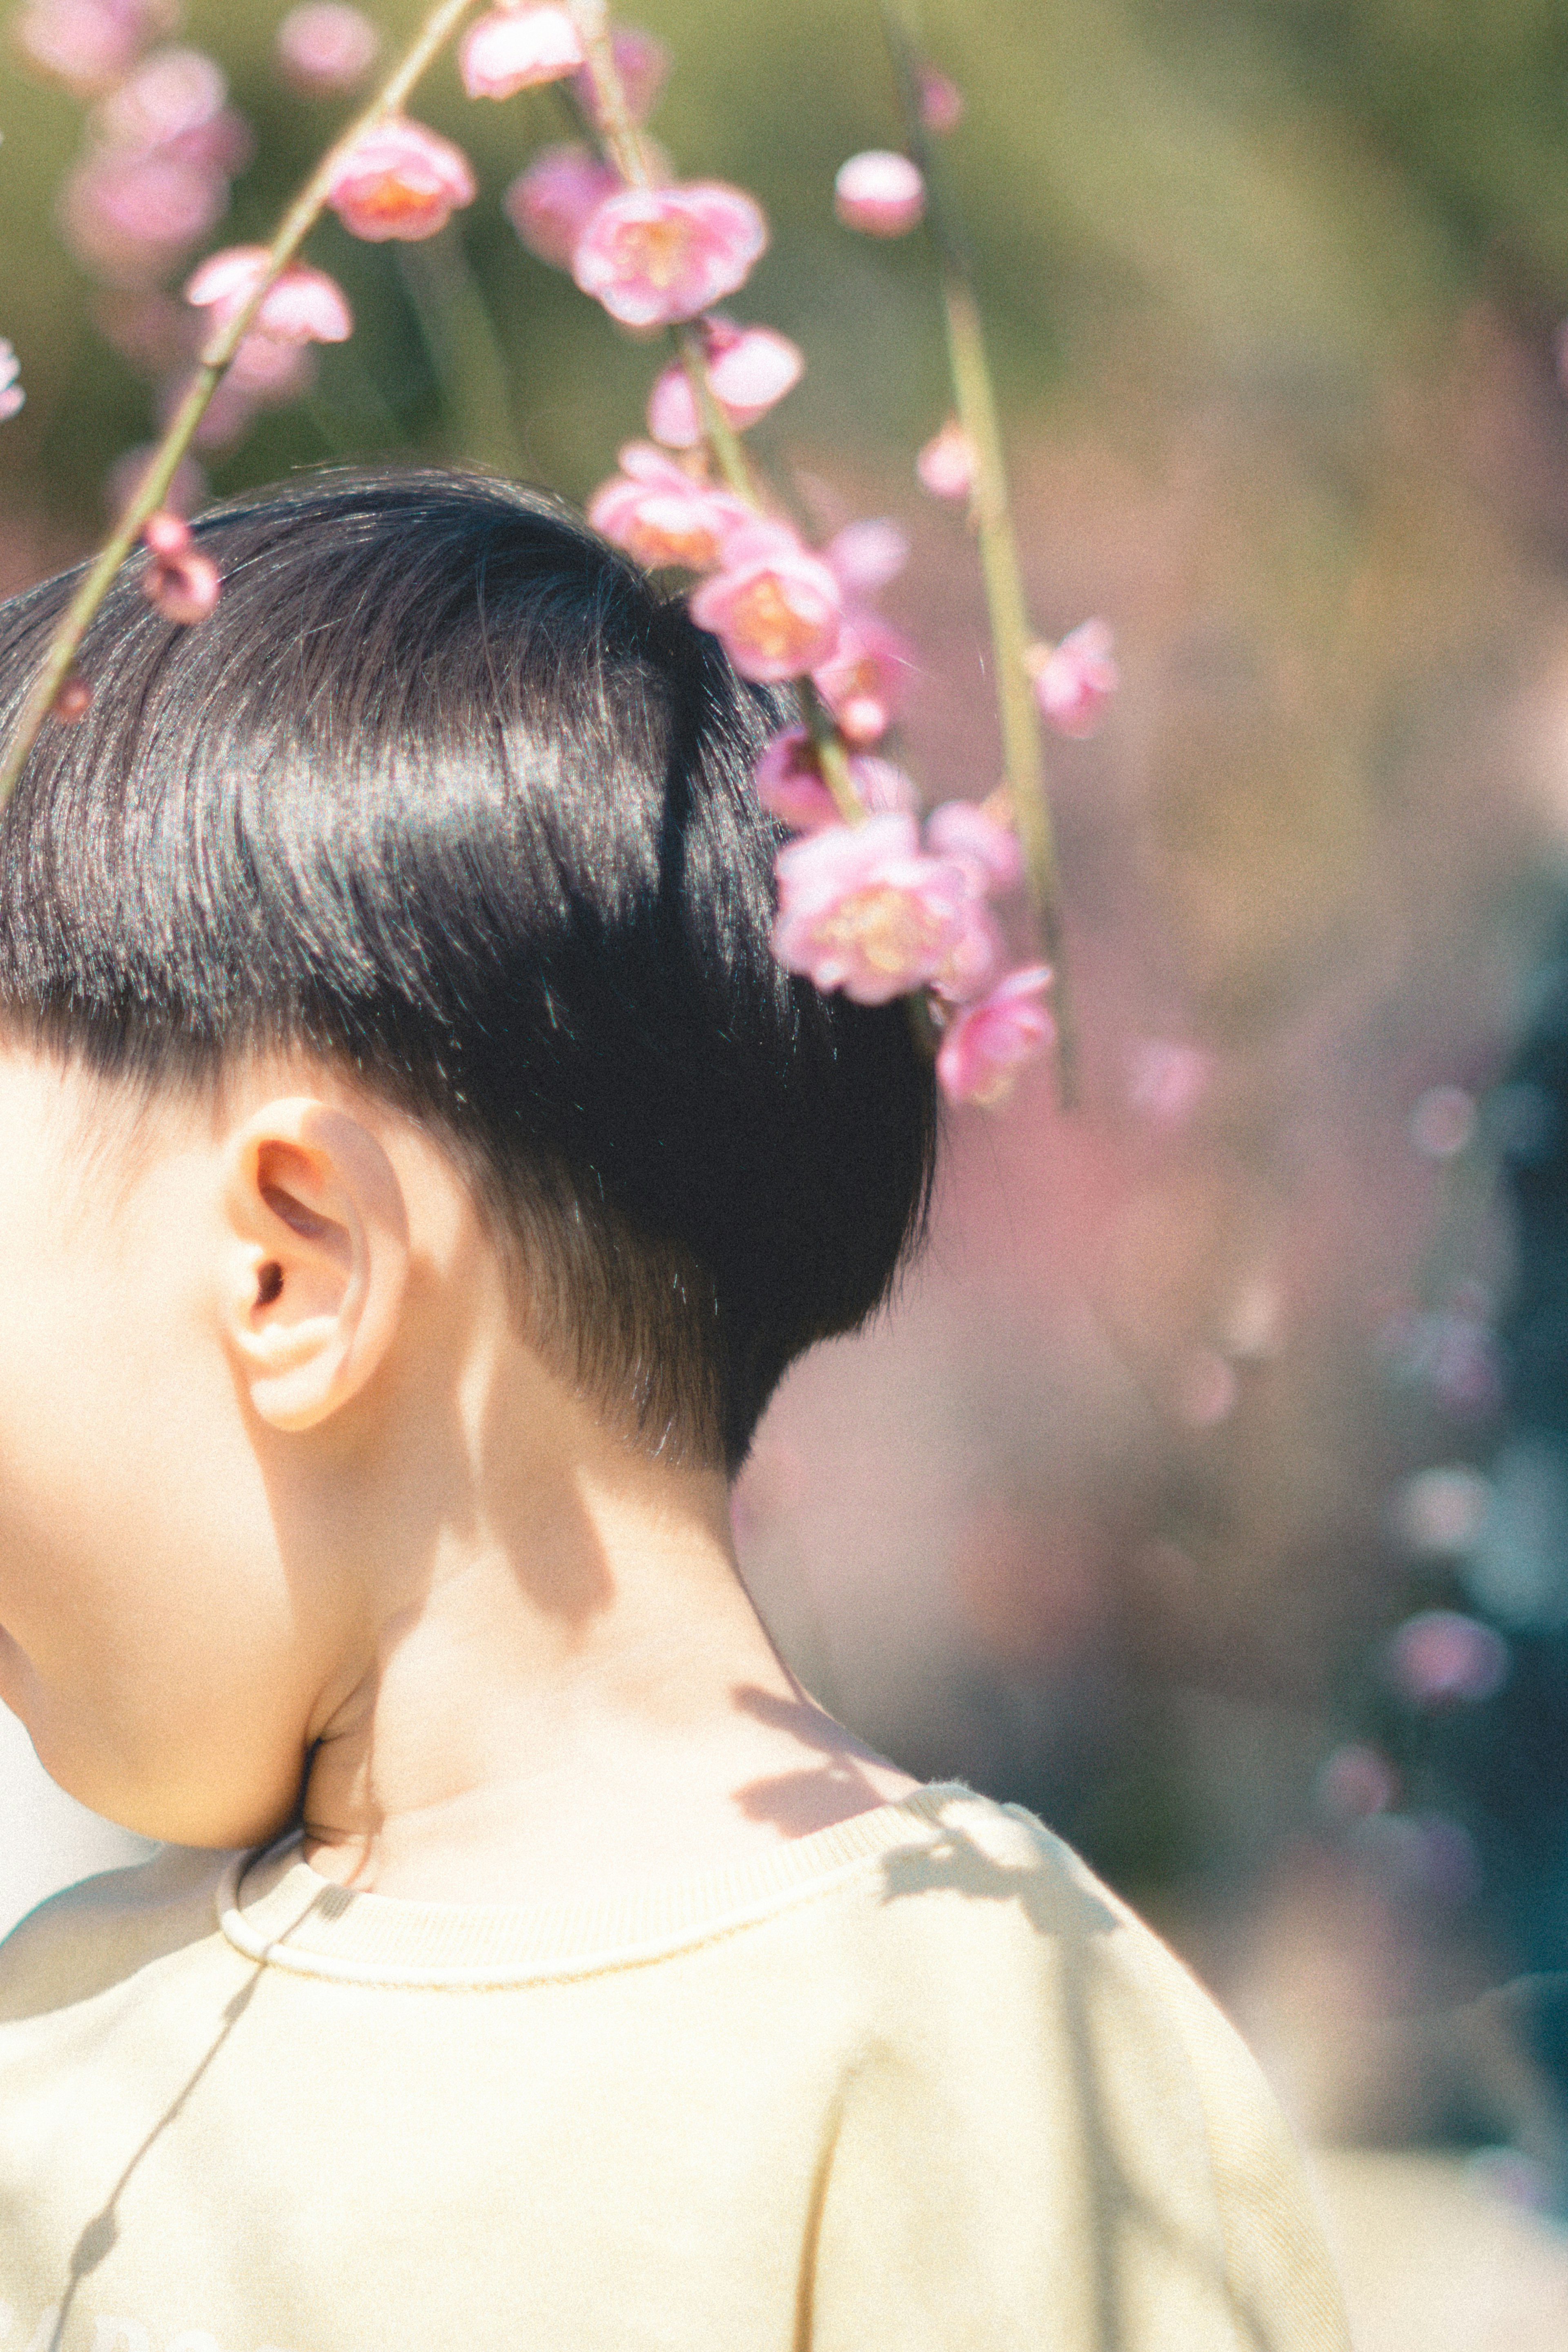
[0,1842,236,2023]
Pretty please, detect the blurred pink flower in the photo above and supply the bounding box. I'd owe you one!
[587,443,748,572]
[105,441,207,518]
[753,726,918,833]
[459,4,582,99]
[916,417,977,501]
[688,519,843,682]
[646,321,803,448]
[222,331,318,398]
[1028,618,1118,738]
[60,151,229,287]
[773,814,972,1004]
[936,965,1054,1103]
[503,141,622,270]
[809,609,914,745]
[275,2,380,95]
[1387,1610,1510,1706]
[573,24,669,127]
[91,290,192,373]
[931,898,1004,1005]
[141,513,220,623]
[0,339,23,423]
[11,0,167,96]
[918,68,965,132]
[325,117,476,241]
[186,246,352,344]
[1127,1036,1212,1125]
[823,517,908,595]
[572,180,767,327]
[185,371,260,448]
[834,149,925,237]
[925,799,1023,896]
[95,46,225,154]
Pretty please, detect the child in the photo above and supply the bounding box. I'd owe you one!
[0,469,1348,2351]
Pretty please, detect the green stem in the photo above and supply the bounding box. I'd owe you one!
[0,0,483,807]
[878,0,1077,1105]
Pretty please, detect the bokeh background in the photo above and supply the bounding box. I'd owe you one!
[8,1,1568,2340]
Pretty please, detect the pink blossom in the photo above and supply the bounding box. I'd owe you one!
[503,141,622,270]
[105,441,207,519]
[186,247,352,345]
[588,443,749,572]
[325,117,476,242]
[572,180,767,327]
[918,68,965,132]
[95,46,226,155]
[772,814,973,1004]
[275,2,381,95]
[810,609,914,745]
[573,24,669,127]
[753,727,918,833]
[59,152,229,288]
[917,417,977,501]
[823,517,908,595]
[1028,618,1118,738]
[1387,1610,1509,1707]
[926,799,1023,896]
[185,370,261,448]
[459,4,582,99]
[222,332,318,399]
[688,519,844,682]
[834,150,925,237]
[141,515,220,624]
[932,897,1004,1007]
[936,966,1054,1105]
[646,321,804,448]
[0,339,23,423]
[11,0,167,97]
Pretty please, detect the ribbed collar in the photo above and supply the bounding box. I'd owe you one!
[217,1782,971,1987]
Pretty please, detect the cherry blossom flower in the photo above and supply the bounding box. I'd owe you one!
[503,142,622,270]
[95,47,231,160]
[926,799,1023,896]
[275,2,381,95]
[12,0,167,97]
[572,181,767,327]
[140,509,220,623]
[753,726,918,833]
[833,150,925,237]
[823,517,908,595]
[688,519,844,682]
[573,24,669,127]
[186,247,352,345]
[810,609,914,745]
[916,417,977,501]
[931,898,1004,1006]
[646,321,803,448]
[918,68,965,132]
[1027,618,1118,738]
[459,4,582,100]
[0,340,23,423]
[587,443,748,572]
[105,442,206,519]
[772,814,973,1003]
[60,151,229,288]
[936,965,1054,1105]
[325,118,476,243]
[221,331,318,400]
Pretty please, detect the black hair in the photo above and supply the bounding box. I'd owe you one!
[0,466,937,1471]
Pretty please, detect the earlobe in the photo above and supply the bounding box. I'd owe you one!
[221,1099,410,1433]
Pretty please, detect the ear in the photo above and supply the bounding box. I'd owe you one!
[220,1098,410,1433]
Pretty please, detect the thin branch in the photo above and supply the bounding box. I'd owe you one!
[0,0,483,807]
[878,0,1078,1105]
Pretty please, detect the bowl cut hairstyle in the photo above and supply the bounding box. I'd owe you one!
[0,467,937,1470]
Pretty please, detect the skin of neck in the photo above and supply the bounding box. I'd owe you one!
[0,1045,913,1904]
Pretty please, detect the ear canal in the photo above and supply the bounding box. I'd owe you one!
[256,1260,285,1308]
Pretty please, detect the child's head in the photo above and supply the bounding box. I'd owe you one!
[0,467,935,1845]
[0,468,935,1471]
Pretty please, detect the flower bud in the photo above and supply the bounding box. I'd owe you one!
[833,150,925,238]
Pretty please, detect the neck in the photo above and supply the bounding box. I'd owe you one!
[296,1361,914,1902]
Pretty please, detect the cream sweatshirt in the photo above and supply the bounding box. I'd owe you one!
[0,1783,1348,2352]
